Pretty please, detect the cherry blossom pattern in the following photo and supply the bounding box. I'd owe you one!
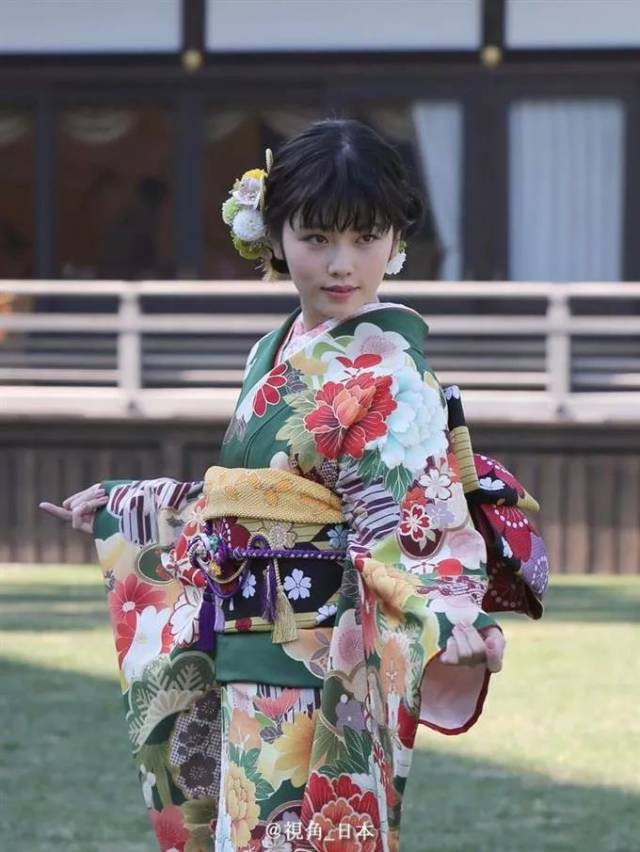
[419,464,452,500]
[283,568,312,600]
[335,695,366,732]
[396,485,442,558]
[241,572,257,599]
[399,503,432,545]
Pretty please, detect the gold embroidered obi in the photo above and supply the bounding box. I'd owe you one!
[170,467,349,647]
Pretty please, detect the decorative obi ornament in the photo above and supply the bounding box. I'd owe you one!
[445,385,550,619]
[166,467,348,650]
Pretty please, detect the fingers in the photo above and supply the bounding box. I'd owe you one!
[452,623,486,665]
[39,502,72,522]
[440,635,459,665]
[440,623,506,672]
[62,483,106,511]
[39,490,108,535]
[71,495,109,533]
[480,626,506,673]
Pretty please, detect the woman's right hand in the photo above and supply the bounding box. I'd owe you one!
[39,483,109,534]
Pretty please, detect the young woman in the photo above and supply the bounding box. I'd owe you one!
[42,119,511,851]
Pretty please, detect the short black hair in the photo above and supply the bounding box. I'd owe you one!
[263,118,424,275]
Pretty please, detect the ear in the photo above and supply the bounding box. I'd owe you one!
[265,230,284,261]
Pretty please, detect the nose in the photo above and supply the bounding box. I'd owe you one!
[327,245,354,278]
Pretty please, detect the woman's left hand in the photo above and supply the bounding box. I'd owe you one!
[439,623,505,673]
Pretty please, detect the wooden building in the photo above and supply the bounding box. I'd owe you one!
[1,0,640,283]
[1,0,639,571]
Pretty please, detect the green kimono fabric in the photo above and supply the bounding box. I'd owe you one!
[94,301,503,850]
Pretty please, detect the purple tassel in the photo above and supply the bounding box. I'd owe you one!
[260,560,277,623]
[214,594,225,632]
[197,591,217,652]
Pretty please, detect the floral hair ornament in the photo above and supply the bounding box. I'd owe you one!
[385,238,407,276]
[221,148,282,281]
[221,146,408,280]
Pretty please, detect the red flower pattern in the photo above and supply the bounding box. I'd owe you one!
[335,353,383,370]
[301,773,380,852]
[115,606,173,664]
[148,805,190,851]
[253,363,287,417]
[304,372,396,460]
[109,575,165,623]
[399,503,431,543]
[114,614,136,665]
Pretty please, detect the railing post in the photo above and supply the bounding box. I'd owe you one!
[546,288,571,417]
[117,286,142,415]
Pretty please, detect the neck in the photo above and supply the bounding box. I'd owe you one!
[300,297,381,332]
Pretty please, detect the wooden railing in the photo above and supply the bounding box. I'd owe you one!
[1,279,639,423]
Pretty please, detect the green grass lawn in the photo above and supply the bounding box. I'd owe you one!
[1,566,638,852]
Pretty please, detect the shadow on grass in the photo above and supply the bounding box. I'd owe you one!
[403,743,639,852]
[1,655,637,852]
[518,578,640,626]
[2,573,639,633]
[0,658,151,852]
[0,582,110,631]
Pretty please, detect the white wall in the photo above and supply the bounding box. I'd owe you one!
[0,0,180,52]
[207,0,481,52]
[506,0,640,49]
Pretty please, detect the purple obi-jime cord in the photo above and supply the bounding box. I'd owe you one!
[194,526,346,651]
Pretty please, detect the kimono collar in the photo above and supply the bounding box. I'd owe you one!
[275,300,423,365]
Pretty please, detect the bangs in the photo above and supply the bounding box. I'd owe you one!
[285,159,397,235]
[262,118,425,279]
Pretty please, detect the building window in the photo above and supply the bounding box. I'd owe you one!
[55,106,175,280]
[509,98,625,281]
[0,107,34,279]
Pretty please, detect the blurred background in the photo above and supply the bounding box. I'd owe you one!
[1,0,640,283]
[0,3,639,849]
[1,0,639,568]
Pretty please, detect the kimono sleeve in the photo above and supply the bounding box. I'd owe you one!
[321,350,503,735]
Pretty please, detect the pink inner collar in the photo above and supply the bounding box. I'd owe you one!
[274,299,386,366]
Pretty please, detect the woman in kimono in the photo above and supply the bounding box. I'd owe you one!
[42,119,508,851]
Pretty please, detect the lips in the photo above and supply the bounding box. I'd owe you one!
[322,285,358,295]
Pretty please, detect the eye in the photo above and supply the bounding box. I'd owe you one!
[360,234,379,243]
[304,234,327,244]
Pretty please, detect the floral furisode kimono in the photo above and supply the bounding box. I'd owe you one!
[94,302,511,852]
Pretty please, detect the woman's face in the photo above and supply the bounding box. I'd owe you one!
[270,212,400,328]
